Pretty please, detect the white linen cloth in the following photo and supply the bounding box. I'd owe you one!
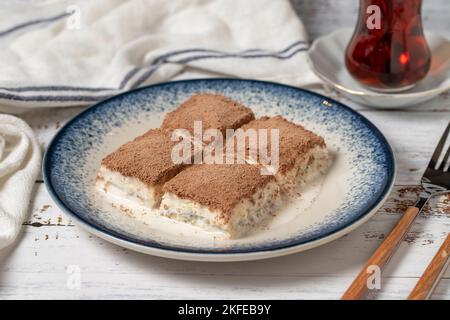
[0,0,320,249]
[0,114,41,250]
[0,0,320,113]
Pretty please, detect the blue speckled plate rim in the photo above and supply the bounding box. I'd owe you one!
[43,78,395,257]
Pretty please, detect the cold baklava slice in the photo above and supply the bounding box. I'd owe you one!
[236,116,330,191]
[161,93,255,135]
[96,128,189,209]
[160,164,281,238]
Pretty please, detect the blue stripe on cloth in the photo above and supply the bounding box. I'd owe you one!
[0,92,112,102]
[0,85,115,92]
[169,46,309,64]
[0,41,307,93]
[150,40,307,65]
[0,41,309,102]
[0,11,73,37]
[131,44,309,89]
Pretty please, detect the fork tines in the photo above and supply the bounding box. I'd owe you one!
[430,122,450,172]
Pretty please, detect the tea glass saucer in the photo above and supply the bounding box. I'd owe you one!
[307,29,450,109]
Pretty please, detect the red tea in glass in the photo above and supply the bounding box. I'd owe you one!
[345,0,431,92]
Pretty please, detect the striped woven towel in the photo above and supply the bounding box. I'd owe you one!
[0,0,319,113]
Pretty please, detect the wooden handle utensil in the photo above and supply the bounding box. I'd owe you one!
[341,206,420,300]
[408,233,450,300]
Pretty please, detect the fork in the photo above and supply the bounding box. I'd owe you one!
[341,122,450,300]
[408,233,450,299]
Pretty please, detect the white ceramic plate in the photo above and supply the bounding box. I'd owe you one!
[308,29,450,108]
[43,79,395,261]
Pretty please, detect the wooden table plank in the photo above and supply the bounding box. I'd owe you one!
[0,270,448,300]
[1,182,448,299]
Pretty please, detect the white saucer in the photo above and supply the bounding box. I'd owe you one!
[308,29,450,108]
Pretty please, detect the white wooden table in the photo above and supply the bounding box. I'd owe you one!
[1,1,450,300]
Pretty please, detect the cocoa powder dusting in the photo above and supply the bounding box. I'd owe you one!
[163,164,275,222]
[239,116,325,173]
[161,93,255,134]
[101,128,186,186]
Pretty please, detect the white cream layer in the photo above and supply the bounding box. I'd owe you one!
[277,145,330,192]
[96,165,161,209]
[160,180,281,238]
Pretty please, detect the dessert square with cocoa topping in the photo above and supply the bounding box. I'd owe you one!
[160,164,281,238]
[236,116,330,190]
[161,93,255,134]
[96,128,188,209]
